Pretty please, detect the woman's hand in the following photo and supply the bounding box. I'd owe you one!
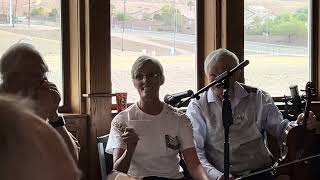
[297,111,320,134]
[122,127,139,152]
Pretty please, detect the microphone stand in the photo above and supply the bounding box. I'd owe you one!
[177,60,249,180]
[177,60,249,107]
[221,76,233,180]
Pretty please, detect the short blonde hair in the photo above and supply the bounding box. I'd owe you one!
[131,55,165,85]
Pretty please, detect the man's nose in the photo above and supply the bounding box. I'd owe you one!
[142,75,151,83]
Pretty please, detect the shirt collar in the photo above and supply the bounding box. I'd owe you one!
[207,82,249,103]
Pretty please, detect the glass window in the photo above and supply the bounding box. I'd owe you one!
[244,0,309,96]
[0,0,63,102]
[111,0,197,103]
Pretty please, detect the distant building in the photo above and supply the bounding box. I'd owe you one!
[245,5,276,28]
[0,0,58,17]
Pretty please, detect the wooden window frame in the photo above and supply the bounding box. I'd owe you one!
[108,0,205,109]
[200,0,320,103]
[59,0,82,113]
[59,0,70,112]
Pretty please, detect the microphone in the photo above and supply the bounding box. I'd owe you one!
[164,90,194,106]
[214,60,249,86]
[289,85,303,115]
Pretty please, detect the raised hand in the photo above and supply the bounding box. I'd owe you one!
[35,79,61,121]
[122,127,139,152]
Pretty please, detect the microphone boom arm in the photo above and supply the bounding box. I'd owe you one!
[177,60,249,107]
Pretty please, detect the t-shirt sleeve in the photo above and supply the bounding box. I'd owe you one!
[178,115,195,151]
[105,114,128,154]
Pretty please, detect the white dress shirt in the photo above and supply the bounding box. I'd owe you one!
[186,82,289,179]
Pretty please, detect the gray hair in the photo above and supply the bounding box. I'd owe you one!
[0,43,49,79]
[204,48,239,75]
[131,55,165,84]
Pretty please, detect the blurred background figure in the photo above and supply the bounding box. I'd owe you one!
[0,43,80,162]
[0,95,81,180]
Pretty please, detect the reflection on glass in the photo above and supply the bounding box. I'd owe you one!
[244,0,309,97]
[111,0,197,103]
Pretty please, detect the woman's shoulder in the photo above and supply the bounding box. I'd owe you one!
[163,103,189,120]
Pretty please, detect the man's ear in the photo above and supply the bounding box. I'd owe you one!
[160,76,165,85]
[233,70,241,82]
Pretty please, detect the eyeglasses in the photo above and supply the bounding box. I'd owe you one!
[134,73,160,81]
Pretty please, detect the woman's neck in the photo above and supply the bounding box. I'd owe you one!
[138,99,163,115]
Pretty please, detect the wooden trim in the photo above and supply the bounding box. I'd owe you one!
[215,0,222,49]
[82,93,115,98]
[80,0,87,114]
[221,0,227,48]
[311,0,319,97]
[59,0,82,113]
[200,0,244,87]
[196,0,205,89]
[69,0,82,113]
[60,0,70,112]
[84,1,112,180]
[224,0,244,82]
[201,0,220,86]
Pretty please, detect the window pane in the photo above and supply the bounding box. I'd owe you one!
[111,0,197,103]
[244,0,309,96]
[0,0,63,103]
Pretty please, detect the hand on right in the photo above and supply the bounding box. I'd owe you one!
[122,127,139,152]
[217,174,235,180]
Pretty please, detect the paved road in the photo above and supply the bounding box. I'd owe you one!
[112,28,308,56]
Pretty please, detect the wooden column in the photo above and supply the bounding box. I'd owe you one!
[202,0,222,86]
[224,0,244,62]
[84,0,112,180]
[311,0,320,97]
[221,0,244,82]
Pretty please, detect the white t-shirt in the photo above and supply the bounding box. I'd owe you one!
[106,103,195,179]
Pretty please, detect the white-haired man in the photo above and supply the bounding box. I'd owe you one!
[186,48,320,180]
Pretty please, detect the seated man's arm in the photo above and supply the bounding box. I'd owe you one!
[182,147,210,180]
[258,92,289,143]
[37,81,80,162]
[54,125,80,162]
[186,101,223,180]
